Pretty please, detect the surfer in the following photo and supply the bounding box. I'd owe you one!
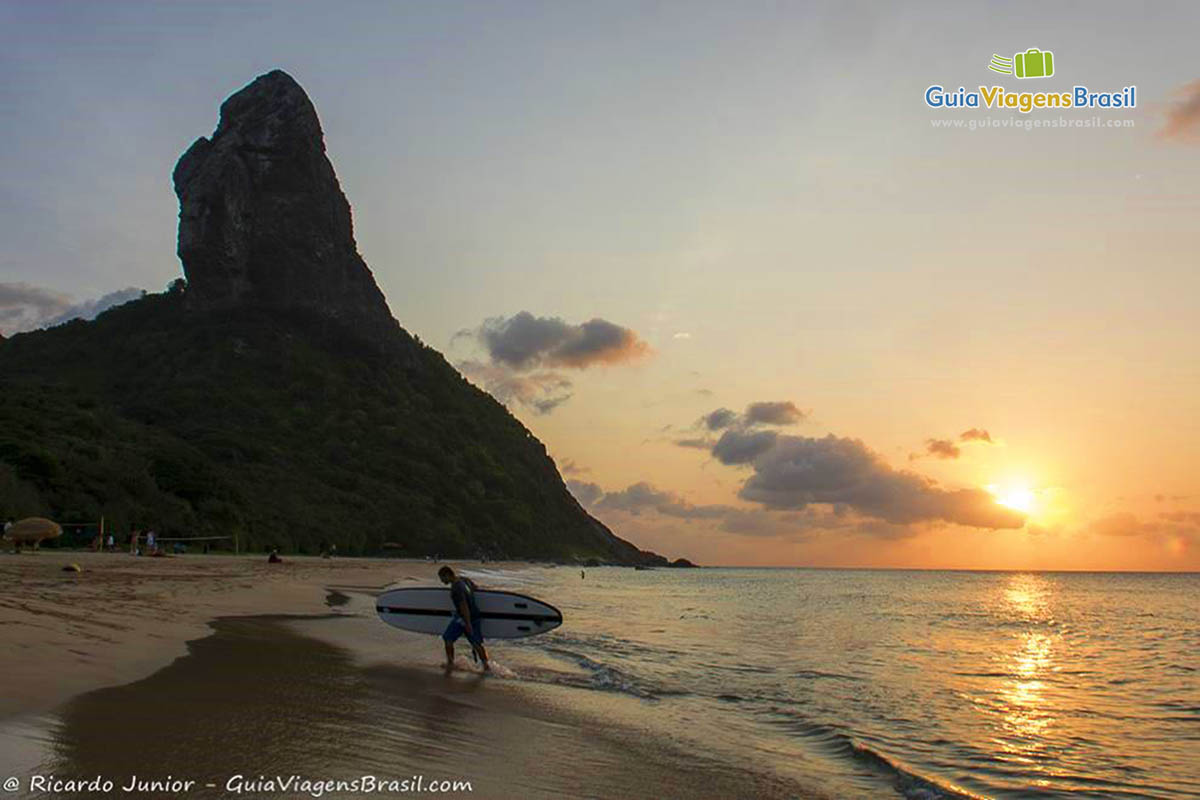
[437,566,489,672]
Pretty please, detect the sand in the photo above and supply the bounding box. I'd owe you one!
[0,550,462,719]
[0,550,814,799]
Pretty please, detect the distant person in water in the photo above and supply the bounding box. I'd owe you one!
[268,548,282,564]
[438,566,489,672]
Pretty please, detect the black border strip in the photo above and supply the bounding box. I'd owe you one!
[377,606,561,623]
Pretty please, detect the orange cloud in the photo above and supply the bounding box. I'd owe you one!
[1161,79,1200,140]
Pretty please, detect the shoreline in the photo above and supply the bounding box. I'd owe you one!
[0,552,817,799]
[13,615,812,800]
[0,550,502,720]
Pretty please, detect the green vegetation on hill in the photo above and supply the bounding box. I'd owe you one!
[0,284,654,562]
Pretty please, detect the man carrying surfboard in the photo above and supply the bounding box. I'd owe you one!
[438,566,490,672]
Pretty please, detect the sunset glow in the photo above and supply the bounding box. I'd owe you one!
[2,3,1199,572]
[989,484,1038,516]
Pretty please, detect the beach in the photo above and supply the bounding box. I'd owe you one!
[0,551,435,721]
[0,553,812,799]
[2,555,1197,799]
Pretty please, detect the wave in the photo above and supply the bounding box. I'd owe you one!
[458,567,543,586]
[536,630,693,661]
[535,645,688,700]
[848,741,991,800]
[765,714,991,800]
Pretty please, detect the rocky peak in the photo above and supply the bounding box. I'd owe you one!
[173,70,397,345]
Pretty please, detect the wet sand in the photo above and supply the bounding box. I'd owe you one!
[23,616,802,799]
[0,552,813,799]
[0,551,452,720]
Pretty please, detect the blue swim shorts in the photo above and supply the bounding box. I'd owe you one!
[442,616,484,645]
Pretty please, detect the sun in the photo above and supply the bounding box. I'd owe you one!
[988,483,1037,514]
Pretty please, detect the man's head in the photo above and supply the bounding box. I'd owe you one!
[438,566,456,584]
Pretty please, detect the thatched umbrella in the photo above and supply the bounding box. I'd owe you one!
[4,517,63,551]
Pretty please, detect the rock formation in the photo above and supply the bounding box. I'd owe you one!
[173,70,397,345]
[0,69,689,566]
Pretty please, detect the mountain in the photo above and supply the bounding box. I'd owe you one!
[0,70,673,565]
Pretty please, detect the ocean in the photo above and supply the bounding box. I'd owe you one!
[8,566,1198,799]
[479,567,1200,799]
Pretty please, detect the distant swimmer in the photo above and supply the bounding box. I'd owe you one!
[268,548,283,564]
[437,566,489,672]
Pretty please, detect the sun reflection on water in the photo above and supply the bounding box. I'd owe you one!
[995,575,1057,758]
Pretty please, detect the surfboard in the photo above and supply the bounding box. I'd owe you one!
[376,586,563,640]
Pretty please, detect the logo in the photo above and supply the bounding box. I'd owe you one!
[989,48,1055,79]
[924,48,1135,114]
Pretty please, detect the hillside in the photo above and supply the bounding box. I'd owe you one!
[0,70,670,564]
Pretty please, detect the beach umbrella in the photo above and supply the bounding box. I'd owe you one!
[4,517,63,549]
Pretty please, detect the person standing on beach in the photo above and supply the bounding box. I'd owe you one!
[438,566,489,672]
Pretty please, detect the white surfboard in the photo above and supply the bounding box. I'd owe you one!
[376,586,563,639]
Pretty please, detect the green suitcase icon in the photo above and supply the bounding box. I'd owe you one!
[1014,48,1054,79]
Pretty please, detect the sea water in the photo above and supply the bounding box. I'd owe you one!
[486,567,1199,799]
[11,567,1199,799]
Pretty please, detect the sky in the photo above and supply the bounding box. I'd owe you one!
[2,1,1199,569]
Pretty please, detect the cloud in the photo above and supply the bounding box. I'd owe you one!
[577,479,920,541]
[457,359,572,415]
[584,481,797,537]
[674,437,715,450]
[695,400,807,438]
[1160,511,1200,525]
[910,427,995,460]
[1161,79,1200,140]
[744,401,806,426]
[595,482,731,520]
[0,283,143,336]
[959,428,993,443]
[0,283,68,333]
[711,428,779,465]
[560,459,590,476]
[1080,511,1200,561]
[698,401,806,433]
[923,438,961,460]
[455,311,649,414]
[677,403,1018,529]
[1089,512,1150,537]
[566,479,604,507]
[473,311,649,370]
[701,408,738,430]
[731,434,1024,529]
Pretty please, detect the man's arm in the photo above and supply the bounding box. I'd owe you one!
[457,598,474,632]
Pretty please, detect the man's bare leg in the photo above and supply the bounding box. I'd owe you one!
[473,642,490,672]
